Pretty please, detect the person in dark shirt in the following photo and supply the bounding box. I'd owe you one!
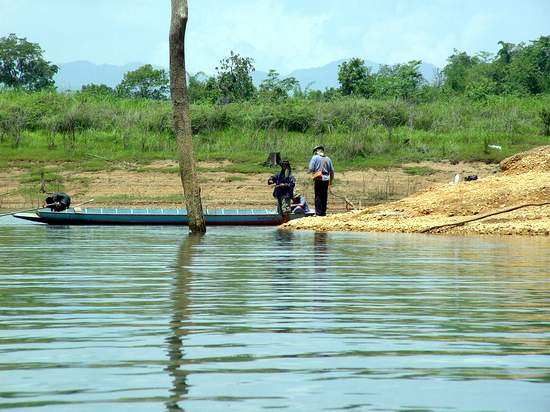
[44,192,71,212]
[308,145,334,216]
[268,160,295,223]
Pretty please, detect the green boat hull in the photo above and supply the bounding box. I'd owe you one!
[14,207,313,226]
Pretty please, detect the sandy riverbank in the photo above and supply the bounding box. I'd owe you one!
[283,146,550,236]
[2,147,548,235]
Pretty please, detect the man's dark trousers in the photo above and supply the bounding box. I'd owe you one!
[314,180,329,216]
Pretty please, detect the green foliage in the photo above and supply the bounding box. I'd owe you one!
[258,70,299,101]
[465,76,498,100]
[186,52,257,104]
[80,83,116,97]
[0,104,28,147]
[116,64,169,100]
[51,105,95,134]
[337,58,427,100]
[191,104,232,133]
[443,50,483,94]
[540,108,550,136]
[402,166,437,176]
[252,101,314,132]
[337,59,426,100]
[187,72,218,103]
[443,36,550,97]
[505,37,550,95]
[338,58,374,97]
[375,100,408,131]
[374,60,425,100]
[1,89,549,170]
[0,34,58,91]
[215,51,255,103]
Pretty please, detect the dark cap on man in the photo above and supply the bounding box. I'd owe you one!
[312,145,324,154]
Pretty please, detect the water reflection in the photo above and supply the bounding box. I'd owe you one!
[313,231,329,277]
[271,229,296,316]
[1,225,549,411]
[166,233,204,411]
[273,229,294,275]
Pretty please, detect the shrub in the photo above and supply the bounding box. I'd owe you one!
[374,100,408,129]
[191,104,232,133]
[540,108,550,136]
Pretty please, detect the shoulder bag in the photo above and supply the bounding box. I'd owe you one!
[311,158,326,180]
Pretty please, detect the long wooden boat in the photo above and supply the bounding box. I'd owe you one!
[13,207,313,226]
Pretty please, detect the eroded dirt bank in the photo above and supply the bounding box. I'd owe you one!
[2,147,548,235]
[283,146,550,236]
[0,158,497,211]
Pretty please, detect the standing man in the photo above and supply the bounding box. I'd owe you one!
[308,145,334,216]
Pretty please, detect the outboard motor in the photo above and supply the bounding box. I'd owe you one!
[45,192,71,212]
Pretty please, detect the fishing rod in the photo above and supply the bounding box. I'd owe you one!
[0,205,55,218]
[328,188,356,210]
[0,199,95,218]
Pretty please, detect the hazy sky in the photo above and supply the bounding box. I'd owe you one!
[1,0,548,73]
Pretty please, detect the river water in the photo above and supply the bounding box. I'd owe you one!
[0,218,549,411]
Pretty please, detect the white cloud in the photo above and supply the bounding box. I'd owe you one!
[1,0,548,72]
[186,0,333,73]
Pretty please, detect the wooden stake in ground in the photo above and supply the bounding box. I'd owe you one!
[169,0,206,233]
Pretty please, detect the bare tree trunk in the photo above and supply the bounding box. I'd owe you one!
[169,0,206,233]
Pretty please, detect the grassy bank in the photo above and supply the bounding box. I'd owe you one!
[1,90,549,173]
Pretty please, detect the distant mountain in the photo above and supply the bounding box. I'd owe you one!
[253,59,438,91]
[287,59,380,91]
[54,59,439,92]
[250,60,379,90]
[54,61,147,91]
[286,59,346,90]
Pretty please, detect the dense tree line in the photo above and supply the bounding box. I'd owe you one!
[183,35,550,103]
[443,37,550,98]
[1,33,549,103]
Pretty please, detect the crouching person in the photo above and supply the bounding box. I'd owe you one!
[44,192,71,212]
[291,192,311,215]
[268,160,295,223]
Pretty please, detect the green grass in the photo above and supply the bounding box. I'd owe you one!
[18,168,63,184]
[2,90,549,170]
[62,160,113,172]
[135,166,179,174]
[402,166,438,176]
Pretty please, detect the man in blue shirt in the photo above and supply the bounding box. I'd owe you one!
[308,145,334,216]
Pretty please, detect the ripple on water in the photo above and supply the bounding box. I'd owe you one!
[1,225,549,411]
